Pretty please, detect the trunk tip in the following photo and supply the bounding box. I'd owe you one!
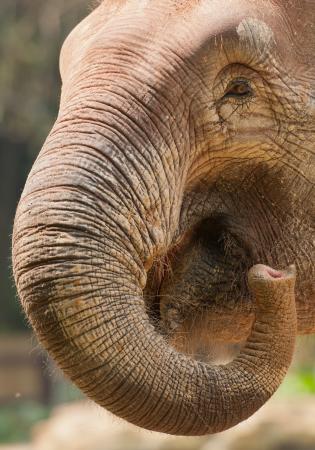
[248,264,296,283]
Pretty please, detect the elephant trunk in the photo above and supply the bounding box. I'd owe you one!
[13,105,297,435]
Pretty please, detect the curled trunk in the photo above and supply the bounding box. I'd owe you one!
[13,126,297,434]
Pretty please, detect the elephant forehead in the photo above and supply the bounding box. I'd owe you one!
[60,0,315,86]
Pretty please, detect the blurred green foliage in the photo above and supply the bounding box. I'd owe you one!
[0,0,89,331]
[0,377,83,443]
[278,369,315,397]
[0,402,49,443]
[0,0,91,153]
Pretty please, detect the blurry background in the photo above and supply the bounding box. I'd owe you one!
[0,0,88,445]
[0,1,314,449]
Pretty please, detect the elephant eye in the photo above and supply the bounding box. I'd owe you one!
[223,78,253,100]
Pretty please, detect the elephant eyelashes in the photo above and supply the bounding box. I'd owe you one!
[223,78,253,101]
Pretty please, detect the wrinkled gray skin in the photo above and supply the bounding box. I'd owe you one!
[13,0,314,436]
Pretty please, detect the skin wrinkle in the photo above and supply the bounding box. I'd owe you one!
[17,190,130,258]
[13,0,314,437]
[62,147,160,253]
[65,98,190,206]
[103,341,169,413]
[56,82,188,230]
[90,112,178,200]
[61,34,196,103]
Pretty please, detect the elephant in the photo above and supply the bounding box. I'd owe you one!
[12,0,314,437]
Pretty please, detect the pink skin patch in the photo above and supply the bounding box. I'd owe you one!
[250,264,287,281]
[266,268,283,279]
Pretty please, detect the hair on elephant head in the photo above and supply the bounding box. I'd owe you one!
[13,0,314,436]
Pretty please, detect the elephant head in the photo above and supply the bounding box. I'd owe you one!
[13,0,314,436]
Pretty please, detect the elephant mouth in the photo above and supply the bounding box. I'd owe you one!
[145,214,258,359]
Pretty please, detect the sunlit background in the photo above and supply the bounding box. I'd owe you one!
[0,1,314,449]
